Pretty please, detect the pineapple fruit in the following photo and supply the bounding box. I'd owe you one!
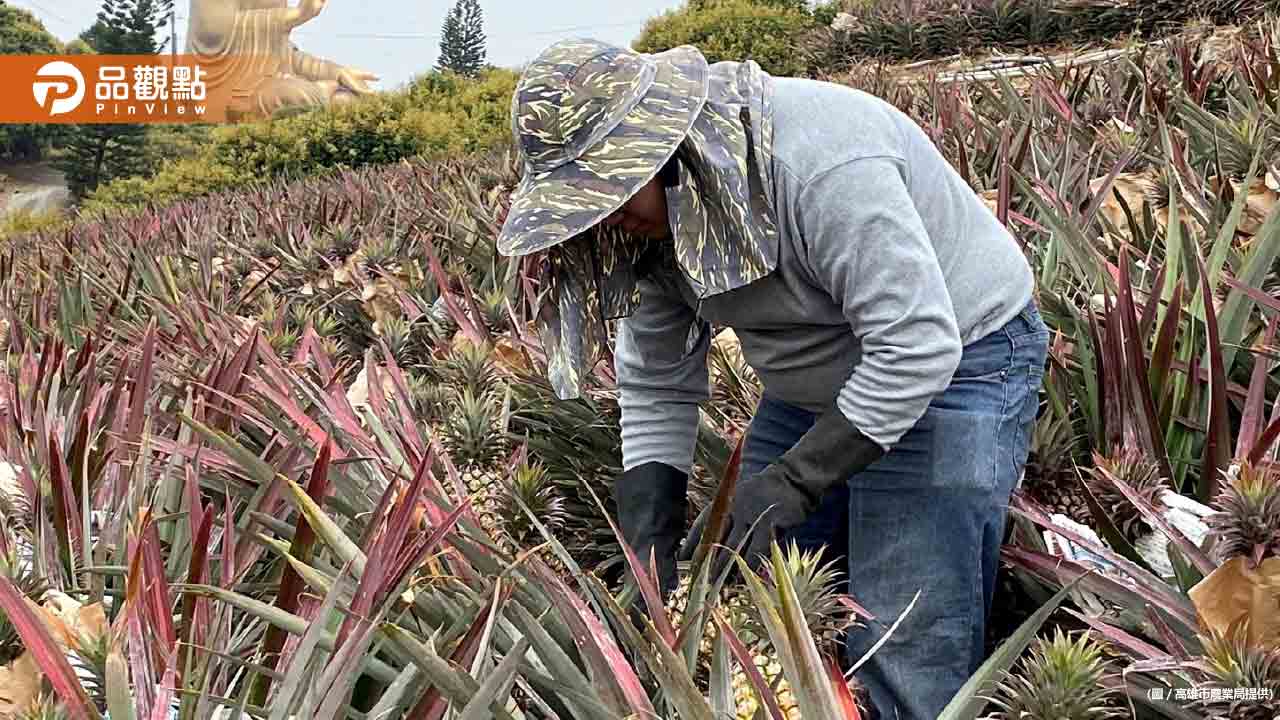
[1021,411,1092,525]
[441,384,509,546]
[985,627,1121,719]
[667,541,867,720]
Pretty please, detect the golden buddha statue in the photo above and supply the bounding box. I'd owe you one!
[186,0,380,120]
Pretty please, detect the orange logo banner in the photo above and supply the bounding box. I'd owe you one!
[2,55,243,124]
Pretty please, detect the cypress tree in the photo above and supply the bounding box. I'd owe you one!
[55,0,173,199]
[436,0,487,78]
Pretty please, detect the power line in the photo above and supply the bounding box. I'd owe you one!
[296,17,654,42]
[8,0,75,26]
[12,3,654,48]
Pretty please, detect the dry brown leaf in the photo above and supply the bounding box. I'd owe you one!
[346,364,396,414]
[0,652,41,718]
[1093,172,1155,238]
[1189,555,1280,650]
[1243,178,1278,236]
[492,336,530,375]
[33,592,107,653]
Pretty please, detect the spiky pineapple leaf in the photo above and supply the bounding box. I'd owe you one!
[937,575,1085,720]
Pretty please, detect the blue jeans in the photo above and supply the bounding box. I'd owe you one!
[742,301,1049,720]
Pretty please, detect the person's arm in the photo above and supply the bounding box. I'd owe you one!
[798,155,963,451]
[614,271,711,475]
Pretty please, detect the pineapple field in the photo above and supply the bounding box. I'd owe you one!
[0,3,1278,719]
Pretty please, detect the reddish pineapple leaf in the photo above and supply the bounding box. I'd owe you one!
[826,652,862,719]
[1105,470,1216,577]
[1221,274,1280,316]
[178,504,213,677]
[1001,545,1198,630]
[1011,491,1175,598]
[996,128,1011,228]
[1138,262,1168,342]
[1116,246,1173,481]
[1194,246,1232,502]
[375,341,426,455]
[1085,307,1111,451]
[280,440,331,603]
[406,580,516,720]
[126,318,157,445]
[1247,416,1280,467]
[1062,609,1168,659]
[323,380,376,452]
[362,358,395,431]
[1144,605,1190,660]
[0,574,101,720]
[142,516,177,651]
[339,454,467,649]
[418,233,489,346]
[1237,315,1279,459]
[603,509,677,649]
[48,434,82,575]
[66,404,93,508]
[1149,280,1184,420]
[531,558,657,719]
[1082,149,1139,235]
[455,272,494,347]
[247,374,348,462]
[713,612,787,720]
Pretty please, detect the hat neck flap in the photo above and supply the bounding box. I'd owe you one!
[667,59,779,300]
[531,59,778,400]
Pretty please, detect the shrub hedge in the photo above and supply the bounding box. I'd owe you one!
[633,0,820,77]
[81,68,520,215]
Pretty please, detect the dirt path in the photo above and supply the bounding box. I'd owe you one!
[0,161,70,217]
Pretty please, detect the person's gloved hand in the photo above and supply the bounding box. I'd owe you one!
[681,406,886,579]
[614,461,688,600]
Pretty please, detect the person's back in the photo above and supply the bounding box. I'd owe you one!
[764,75,1034,348]
[671,73,1036,451]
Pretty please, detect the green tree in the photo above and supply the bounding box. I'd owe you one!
[634,0,818,77]
[0,4,64,161]
[77,18,115,53]
[437,0,487,78]
[55,0,173,199]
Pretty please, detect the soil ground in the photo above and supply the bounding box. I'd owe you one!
[0,160,69,218]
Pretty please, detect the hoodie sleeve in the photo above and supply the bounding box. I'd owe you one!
[614,271,711,474]
[796,155,963,451]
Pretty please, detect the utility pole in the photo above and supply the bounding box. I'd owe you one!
[170,10,177,58]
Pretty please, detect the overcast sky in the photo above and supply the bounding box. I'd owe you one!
[13,0,687,90]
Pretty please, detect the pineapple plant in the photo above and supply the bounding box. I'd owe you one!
[405,370,451,424]
[1083,444,1170,543]
[498,459,567,555]
[1189,616,1280,720]
[441,338,499,395]
[441,385,510,544]
[479,286,511,335]
[1020,404,1090,524]
[984,627,1122,720]
[1205,462,1280,565]
[667,540,868,720]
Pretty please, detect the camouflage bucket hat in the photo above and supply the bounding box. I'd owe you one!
[497,38,710,257]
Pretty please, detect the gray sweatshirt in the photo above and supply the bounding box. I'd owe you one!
[614,76,1035,474]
